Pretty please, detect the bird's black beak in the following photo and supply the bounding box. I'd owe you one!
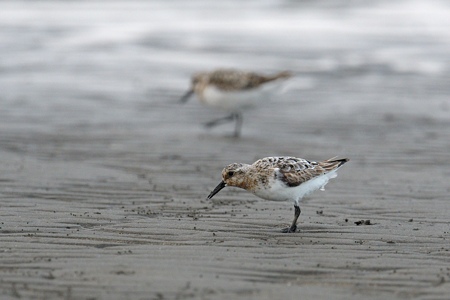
[179,89,194,103]
[207,181,226,199]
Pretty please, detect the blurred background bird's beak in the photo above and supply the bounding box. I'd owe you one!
[179,89,194,103]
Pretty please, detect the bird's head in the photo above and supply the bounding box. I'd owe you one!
[207,163,250,200]
[191,72,210,92]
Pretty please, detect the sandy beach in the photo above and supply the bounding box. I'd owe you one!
[1,1,450,299]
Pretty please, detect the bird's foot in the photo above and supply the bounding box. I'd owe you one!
[281,225,297,233]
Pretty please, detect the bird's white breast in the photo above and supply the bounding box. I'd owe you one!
[200,80,286,112]
[253,170,339,206]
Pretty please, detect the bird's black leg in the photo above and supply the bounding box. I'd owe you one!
[282,205,301,233]
[233,112,243,138]
[204,114,235,128]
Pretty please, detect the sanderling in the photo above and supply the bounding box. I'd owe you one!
[180,68,292,137]
[207,156,349,233]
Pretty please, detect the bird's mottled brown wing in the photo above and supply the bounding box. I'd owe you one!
[207,69,262,91]
[208,69,291,91]
[255,156,348,187]
[276,157,324,187]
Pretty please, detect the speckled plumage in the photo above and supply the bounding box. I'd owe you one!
[207,156,349,233]
[192,69,292,92]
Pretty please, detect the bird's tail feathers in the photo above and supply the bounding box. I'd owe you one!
[321,157,349,172]
[271,70,293,81]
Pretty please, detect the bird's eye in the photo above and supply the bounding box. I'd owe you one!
[227,171,234,177]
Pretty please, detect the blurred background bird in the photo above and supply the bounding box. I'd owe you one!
[180,68,293,137]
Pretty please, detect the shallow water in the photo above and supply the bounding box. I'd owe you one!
[1,0,449,118]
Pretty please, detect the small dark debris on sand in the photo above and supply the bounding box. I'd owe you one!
[316,210,323,215]
[355,220,372,226]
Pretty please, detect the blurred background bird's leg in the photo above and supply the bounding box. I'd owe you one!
[233,112,243,138]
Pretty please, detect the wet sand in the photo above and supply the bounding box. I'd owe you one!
[1,75,449,299]
[1,1,450,299]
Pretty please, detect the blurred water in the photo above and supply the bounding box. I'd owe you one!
[0,0,449,135]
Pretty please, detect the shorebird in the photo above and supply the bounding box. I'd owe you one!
[180,69,292,137]
[207,156,349,233]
